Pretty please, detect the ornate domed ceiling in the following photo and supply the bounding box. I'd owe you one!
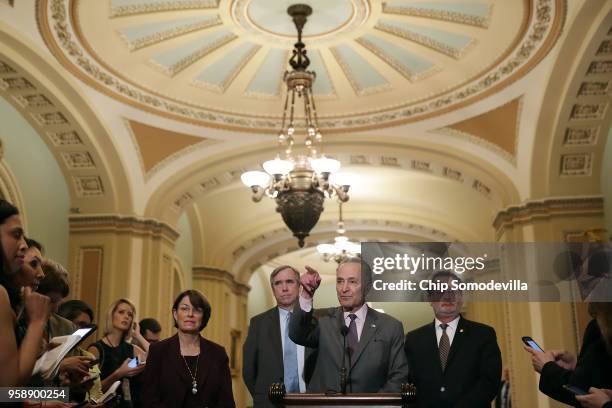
[37,0,564,132]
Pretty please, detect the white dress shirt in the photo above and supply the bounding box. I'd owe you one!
[279,307,306,392]
[299,296,369,341]
[434,315,461,347]
[343,303,368,341]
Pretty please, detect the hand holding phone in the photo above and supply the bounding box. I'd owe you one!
[127,357,139,368]
[522,336,545,352]
[562,384,587,396]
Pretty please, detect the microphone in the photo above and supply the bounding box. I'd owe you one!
[340,326,349,394]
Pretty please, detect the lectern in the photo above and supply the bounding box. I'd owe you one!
[268,383,417,408]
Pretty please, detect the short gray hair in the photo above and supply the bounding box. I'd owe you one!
[269,265,299,286]
[337,257,372,296]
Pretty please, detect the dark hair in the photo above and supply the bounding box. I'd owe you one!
[140,318,161,335]
[25,238,44,254]
[269,265,299,286]
[172,289,211,331]
[0,199,21,310]
[0,199,19,225]
[58,299,94,323]
[38,260,70,298]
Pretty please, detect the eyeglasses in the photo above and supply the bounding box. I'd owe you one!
[178,305,203,315]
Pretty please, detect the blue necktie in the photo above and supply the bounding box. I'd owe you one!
[283,312,299,393]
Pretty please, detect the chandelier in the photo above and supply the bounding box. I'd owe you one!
[317,202,361,263]
[241,4,351,248]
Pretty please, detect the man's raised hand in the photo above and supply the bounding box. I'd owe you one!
[300,266,321,299]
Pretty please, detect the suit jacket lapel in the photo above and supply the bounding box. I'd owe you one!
[269,307,284,376]
[444,316,466,371]
[350,307,379,369]
[428,321,443,375]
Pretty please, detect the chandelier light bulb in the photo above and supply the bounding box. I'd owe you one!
[310,156,341,175]
[241,171,271,188]
[263,157,294,176]
[317,243,336,255]
[287,126,295,136]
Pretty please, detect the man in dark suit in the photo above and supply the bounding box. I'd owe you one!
[404,271,501,408]
[289,258,409,393]
[243,265,313,407]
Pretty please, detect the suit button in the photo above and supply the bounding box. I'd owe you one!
[440,387,446,392]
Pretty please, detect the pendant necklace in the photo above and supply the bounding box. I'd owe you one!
[181,353,200,395]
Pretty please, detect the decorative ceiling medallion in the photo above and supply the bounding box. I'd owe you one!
[37,0,564,132]
[231,0,369,42]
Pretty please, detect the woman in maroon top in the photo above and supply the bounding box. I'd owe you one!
[142,289,235,408]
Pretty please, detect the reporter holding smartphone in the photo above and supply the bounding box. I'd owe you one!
[90,298,148,408]
[524,302,612,407]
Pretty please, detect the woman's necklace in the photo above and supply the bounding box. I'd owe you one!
[181,353,200,395]
[104,335,118,348]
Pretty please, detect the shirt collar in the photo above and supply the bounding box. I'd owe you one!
[343,302,368,322]
[278,306,292,320]
[435,315,461,330]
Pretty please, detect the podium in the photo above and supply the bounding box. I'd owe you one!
[268,383,417,408]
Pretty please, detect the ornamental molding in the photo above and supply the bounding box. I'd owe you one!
[36,0,565,132]
[492,196,604,232]
[192,265,250,295]
[69,214,180,242]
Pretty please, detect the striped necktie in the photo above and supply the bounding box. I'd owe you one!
[439,323,450,371]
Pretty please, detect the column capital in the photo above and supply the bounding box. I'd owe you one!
[192,266,250,296]
[69,213,180,244]
[493,195,604,235]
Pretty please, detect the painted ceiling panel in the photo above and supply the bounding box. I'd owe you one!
[193,42,261,92]
[308,50,335,97]
[110,0,219,17]
[375,19,476,59]
[383,1,492,27]
[245,48,288,97]
[118,15,222,50]
[149,29,237,76]
[331,44,389,95]
[357,34,437,82]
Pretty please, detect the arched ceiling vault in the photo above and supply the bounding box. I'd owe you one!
[144,139,519,226]
[36,0,564,132]
[531,2,612,198]
[0,21,132,214]
[5,1,611,285]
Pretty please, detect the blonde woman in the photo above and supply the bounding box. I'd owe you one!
[89,298,149,408]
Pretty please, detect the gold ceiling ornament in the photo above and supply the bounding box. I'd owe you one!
[241,4,353,248]
[317,202,361,264]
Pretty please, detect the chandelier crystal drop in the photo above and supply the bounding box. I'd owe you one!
[241,4,351,247]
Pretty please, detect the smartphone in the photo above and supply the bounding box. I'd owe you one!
[522,336,545,352]
[562,384,588,396]
[128,356,139,368]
